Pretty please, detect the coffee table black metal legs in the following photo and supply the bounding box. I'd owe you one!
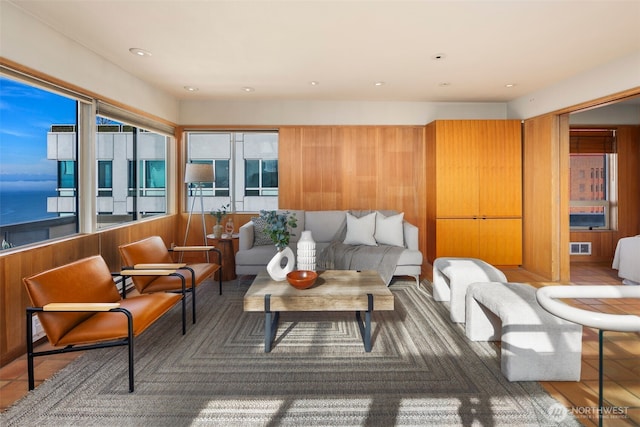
[355,293,374,352]
[263,295,279,352]
[263,293,374,353]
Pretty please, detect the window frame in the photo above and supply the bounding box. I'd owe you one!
[569,129,617,231]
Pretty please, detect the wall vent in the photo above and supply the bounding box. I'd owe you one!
[570,242,592,255]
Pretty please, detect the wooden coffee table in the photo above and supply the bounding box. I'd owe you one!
[244,270,394,352]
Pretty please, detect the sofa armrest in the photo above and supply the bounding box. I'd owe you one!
[239,221,255,251]
[403,221,419,250]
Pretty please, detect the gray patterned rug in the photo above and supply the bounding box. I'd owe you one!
[2,277,578,426]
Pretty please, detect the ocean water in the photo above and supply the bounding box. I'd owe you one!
[0,190,59,226]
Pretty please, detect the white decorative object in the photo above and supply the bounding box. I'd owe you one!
[267,246,295,281]
[297,230,316,271]
[225,218,234,236]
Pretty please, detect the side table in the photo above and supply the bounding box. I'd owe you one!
[206,233,239,281]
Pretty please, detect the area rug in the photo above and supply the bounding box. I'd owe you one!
[2,278,579,426]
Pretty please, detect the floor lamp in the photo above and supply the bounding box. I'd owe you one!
[184,163,214,262]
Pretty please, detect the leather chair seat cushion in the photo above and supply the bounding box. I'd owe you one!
[55,292,181,346]
[187,263,220,286]
[140,263,219,293]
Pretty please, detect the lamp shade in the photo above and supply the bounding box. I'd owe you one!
[184,163,214,183]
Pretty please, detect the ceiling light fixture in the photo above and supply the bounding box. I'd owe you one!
[183,86,198,92]
[505,83,516,88]
[242,87,255,92]
[374,81,385,86]
[310,81,319,86]
[129,48,152,57]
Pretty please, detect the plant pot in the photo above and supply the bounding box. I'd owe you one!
[212,223,223,239]
[267,246,295,281]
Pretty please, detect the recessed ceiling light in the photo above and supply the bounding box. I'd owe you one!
[183,86,198,92]
[505,83,516,88]
[129,48,152,57]
[310,81,319,86]
[374,81,385,86]
[242,87,255,92]
[431,53,447,61]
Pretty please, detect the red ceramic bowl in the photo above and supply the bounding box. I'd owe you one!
[286,270,318,290]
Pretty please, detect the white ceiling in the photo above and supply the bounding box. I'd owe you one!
[8,0,640,103]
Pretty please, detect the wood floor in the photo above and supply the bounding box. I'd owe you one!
[1,263,638,426]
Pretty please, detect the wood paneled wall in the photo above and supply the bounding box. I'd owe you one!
[522,114,571,281]
[0,215,179,365]
[279,126,427,267]
[616,125,640,238]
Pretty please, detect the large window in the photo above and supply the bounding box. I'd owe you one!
[0,69,175,249]
[0,75,79,249]
[186,131,279,212]
[94,118,168,229]
[46,119,169,228]
[569,129,617,230]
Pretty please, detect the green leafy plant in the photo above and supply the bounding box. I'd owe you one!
[259,210,297,250]
[210,203,230,223]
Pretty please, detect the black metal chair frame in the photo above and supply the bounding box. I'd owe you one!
[118,270,188,334]
[169,246,224,295]
[26,306,136,392]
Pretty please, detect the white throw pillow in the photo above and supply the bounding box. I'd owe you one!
[375,211,405,247]
[343,212,378,246]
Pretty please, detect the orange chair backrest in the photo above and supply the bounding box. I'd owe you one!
[118,236,174,292]
[23,255,121,346]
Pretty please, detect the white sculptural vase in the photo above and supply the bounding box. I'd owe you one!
[267,246,295,281]
[296,230,316,271]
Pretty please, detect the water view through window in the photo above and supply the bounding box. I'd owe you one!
[0,76,78,247]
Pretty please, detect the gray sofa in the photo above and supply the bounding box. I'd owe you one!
[235,210,423,286]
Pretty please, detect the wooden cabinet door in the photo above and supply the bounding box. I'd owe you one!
[479,121,522,217]
[435,219,479,258]
[436,218,522,264]
[478,218,523,265]
[435,121,480,217]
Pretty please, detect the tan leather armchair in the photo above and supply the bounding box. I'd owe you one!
[118,236,221,328]
[23,255,182,392]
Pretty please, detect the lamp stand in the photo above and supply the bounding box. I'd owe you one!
[183,183,209,262]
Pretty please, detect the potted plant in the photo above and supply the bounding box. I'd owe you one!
[260,210,298,281]
[259,210,297,250]
[210,203,229,238]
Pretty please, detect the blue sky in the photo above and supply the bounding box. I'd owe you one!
[0,76,76,192]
